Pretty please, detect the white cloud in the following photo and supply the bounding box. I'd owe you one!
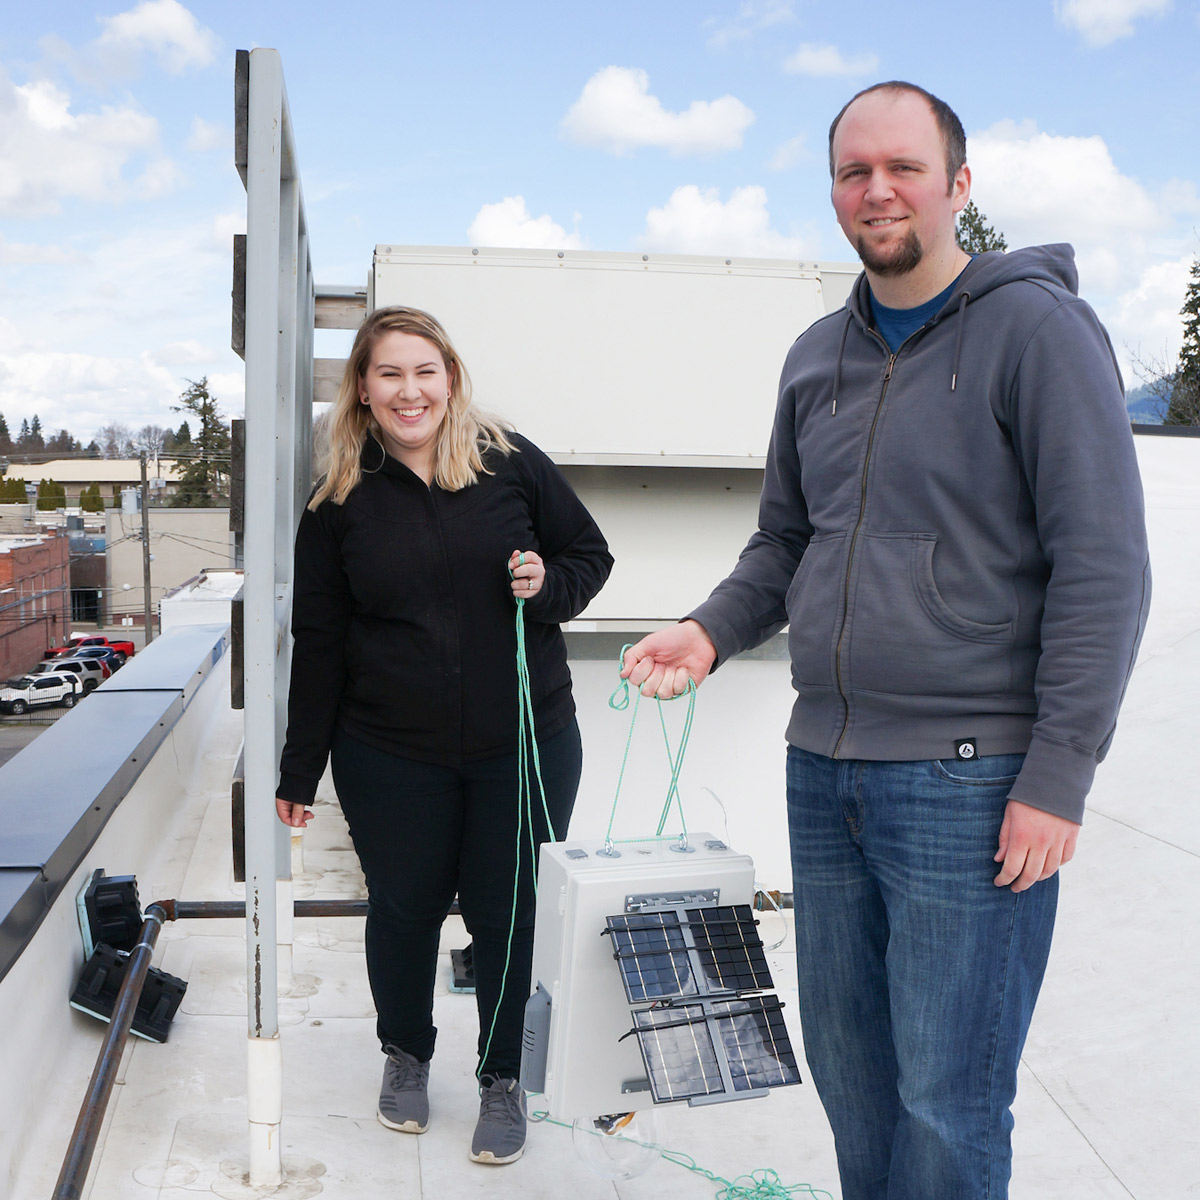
[0,349,183,440]
[783,43,879,77]
[638,185,805,258]
[186,116,226,153]
[0,212,246,434]
[967,119,1163,292]
[706,0,796,49]
[0,236,78,265]
[95,0,220,75]
[134,156,185,198]
[1108,254,1194,372]
[561,67,754,157]
[467,197,585,250]
[768,133,809,171]
[967,118,1195,385]
[0,71,166,216]
[1054,0,1172,46]
[153,340,214,366]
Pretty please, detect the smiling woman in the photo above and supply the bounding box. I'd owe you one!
[275,304,612,1166]
[357,331,452,482]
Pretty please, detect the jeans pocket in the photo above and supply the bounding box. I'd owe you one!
[932,752,1025,786]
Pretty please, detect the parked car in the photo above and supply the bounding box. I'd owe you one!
[62,647,121,675]
[29,658,106,693]
[45,634,135,665]
[0,674,80,715]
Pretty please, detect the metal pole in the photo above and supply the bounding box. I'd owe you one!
[168,899,368,920]
[139,453,153,645]
[52,904,167,1200]
[242,47,291,1187]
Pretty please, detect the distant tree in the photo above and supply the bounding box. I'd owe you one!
[0,412,11,455]
[36,478,66,511]
[97,423,136,458]
[83,439,101,458]
[27,414,45,451]
[137,424,171,460]
[956,201,1008,255]
[18,418,30,447]
[1132,257,1200,427]
[1165,258,1200,426]
[80,482,105,512]
[46,428,81,454]
[169,420,193,448]
[170,377,231,506]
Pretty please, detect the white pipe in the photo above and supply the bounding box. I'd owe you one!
[247,1035,283,1187]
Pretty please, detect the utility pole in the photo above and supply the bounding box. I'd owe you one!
[140,452,154,645]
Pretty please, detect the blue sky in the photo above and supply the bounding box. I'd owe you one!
[1,0,1197,441]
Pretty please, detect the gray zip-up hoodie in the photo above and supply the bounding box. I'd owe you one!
[689,244,1150,824]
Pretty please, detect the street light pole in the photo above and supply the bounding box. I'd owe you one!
[140,453,154,645]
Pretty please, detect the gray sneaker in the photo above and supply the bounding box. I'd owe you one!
[469,1076,526,1164]
[377,1045,430,1133]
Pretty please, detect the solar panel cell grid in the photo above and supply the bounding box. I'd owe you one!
[634,1006,724,1102]
[606,902,802,1106]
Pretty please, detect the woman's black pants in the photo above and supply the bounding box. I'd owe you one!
[330,719,582,1078]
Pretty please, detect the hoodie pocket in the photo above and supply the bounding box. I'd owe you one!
[786,533,847,689]
[847,533,1014,698]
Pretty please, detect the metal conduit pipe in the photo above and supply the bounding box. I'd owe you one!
[52,903,168,1200]
[165,898,369,920]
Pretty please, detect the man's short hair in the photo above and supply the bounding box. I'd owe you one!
[828,81,967,192]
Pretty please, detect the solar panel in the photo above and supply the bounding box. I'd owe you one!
[605,903,801,1107]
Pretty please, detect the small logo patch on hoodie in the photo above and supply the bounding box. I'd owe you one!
[954,738,977,761]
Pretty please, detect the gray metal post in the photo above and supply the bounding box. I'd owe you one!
[239,46,314,1186]
[139,452,153,644]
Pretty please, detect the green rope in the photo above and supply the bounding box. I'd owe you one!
[604,643,696,852]
[477,555,555,1082]
[529,1105,832,1199]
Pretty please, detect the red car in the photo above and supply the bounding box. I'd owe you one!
[46,634,136,665]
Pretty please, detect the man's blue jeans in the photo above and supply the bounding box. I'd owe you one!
[786,746,1059,1200]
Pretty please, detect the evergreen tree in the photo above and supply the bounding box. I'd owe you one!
[36,478,66,511]
[18,418,30,448]
[956,201,1008,255]
[1165,257,1200,426]
[83,440,101,458]
[28,414,44,450]
[46,429,81,453]
[80,482,105,512]
[170,377,231,506]
[0,412,11,454]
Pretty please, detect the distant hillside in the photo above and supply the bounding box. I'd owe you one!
[1126,382,1165,425]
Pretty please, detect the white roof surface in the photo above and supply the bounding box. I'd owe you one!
[9,433,1198,1199]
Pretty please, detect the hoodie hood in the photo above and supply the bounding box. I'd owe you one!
[846,243,1080,329]
[830,244,1083,408]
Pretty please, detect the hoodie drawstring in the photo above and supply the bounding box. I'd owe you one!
[950,291,969,392]
[831,312,852,416]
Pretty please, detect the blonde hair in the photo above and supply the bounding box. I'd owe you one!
[310,306,513,509]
